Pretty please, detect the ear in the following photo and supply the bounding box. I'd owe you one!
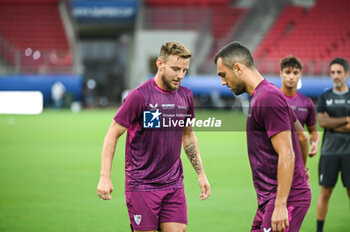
[156,58,163,71]
[233,63,243,75]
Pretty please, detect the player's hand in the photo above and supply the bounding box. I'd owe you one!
[197,171,211,200]
[97,176,114,200]
[305,168,310,182]
[271,204,289,232]
[308,142,318,157]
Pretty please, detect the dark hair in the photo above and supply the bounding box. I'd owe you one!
[329,57,349,72]
[214,41,255,69]
[280,55,303,71]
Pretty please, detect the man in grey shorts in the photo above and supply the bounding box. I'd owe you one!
[316,57,350,232]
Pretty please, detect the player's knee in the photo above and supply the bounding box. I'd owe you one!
[176,225,187,232]
[320,187,333,200]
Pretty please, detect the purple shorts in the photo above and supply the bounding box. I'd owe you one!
[251,204,309,232]
[125,188,187,231]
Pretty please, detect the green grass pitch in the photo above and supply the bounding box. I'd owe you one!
[0,109,348,231]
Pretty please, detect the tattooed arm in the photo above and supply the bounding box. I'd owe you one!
[182,126,211,200]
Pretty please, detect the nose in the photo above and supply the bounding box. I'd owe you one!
[287,74,296,80]
[221,78,227,86]
[177,71,186,80]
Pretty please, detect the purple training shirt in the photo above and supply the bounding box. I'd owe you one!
[283,92,316,127]
[114,78,194,192]
[246,79,311,208]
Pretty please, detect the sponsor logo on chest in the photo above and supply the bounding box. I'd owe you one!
[334,99,345,104]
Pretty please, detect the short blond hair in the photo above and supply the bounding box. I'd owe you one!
[158,41,192,62]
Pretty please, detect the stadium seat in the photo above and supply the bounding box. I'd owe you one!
[254,0,350,75]
[0,0,71,73]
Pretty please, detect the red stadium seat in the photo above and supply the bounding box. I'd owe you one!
[254,1,350,75]
[0,1,71,73]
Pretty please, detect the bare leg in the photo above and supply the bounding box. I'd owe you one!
[317,186,333,220]
[160,222,187,232]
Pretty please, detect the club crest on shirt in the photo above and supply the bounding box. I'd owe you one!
[134,215,142,225]
[150,103,158,109]
[263,228,271,232]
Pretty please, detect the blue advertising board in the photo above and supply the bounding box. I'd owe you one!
[71,0,139,22]
[0,74,83,105]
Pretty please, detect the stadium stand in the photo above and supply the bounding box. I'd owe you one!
[143,0,247,74]
[0,0,72,73]
[254,0,350,75]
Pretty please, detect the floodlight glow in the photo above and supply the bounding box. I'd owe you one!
[25,48,32,56]
[33,50,41,60]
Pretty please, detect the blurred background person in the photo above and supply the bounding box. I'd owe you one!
[51,81,66,109]
[316,57,350,232]
[280,56,319,158]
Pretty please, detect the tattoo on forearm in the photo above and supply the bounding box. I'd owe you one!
[184,142,202,174]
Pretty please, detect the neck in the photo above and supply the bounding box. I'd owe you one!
[245,69,264,96]
[281,85,297,97]
[334,84,349,93]
[154,72,168,91]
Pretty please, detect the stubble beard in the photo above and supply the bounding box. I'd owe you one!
[234,82,246,95]
[334,82,343,88]
[162,73,179,91]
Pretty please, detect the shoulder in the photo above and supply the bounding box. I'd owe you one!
[257,86,286,106]
[124,87,145,104]
[320,89,333,97]
[178,85,194,98]
[136,79,153,91]
[297,92,314,105]
[179,85,192,94]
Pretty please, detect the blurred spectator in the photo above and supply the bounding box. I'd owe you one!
[51,81,66,109]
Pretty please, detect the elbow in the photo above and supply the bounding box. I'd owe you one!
[104,133,119,144]
[299,132,308,144]
[289,150,295,163]
[279,149,295,170]
[318,119,329,129]
[318,121,326,129]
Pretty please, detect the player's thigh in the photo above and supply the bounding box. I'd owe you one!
[159,188,187,225]
[340,154,350,188]
[126,191,163,231]
[319,155,341,187]
[261,205,309,232]
[159,222,186,232]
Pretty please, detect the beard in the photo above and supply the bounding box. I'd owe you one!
[232,80,246,95]
[162,73,180,91]
[334,81,343,88]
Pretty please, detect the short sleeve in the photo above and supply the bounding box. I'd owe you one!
[258,93,293,138]
[114,89,145,128]
[317,93,327,113]
[306,98,317,126]
[187,90,195,119]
